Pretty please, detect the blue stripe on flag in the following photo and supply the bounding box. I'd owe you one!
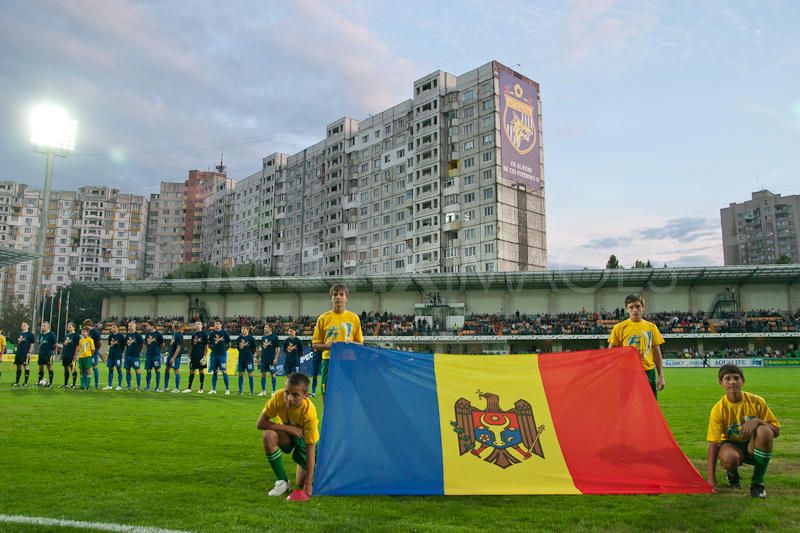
[315,344,444,495]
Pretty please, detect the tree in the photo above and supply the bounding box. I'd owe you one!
[633,259,654,269]
[229,262,271,278]
[57,282,103,326]
[606,254,621,269]
[165,262,226,279]
[0,296,31,339]
[775,255,794,264]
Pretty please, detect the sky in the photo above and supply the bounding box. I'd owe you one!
[1,0,798,270]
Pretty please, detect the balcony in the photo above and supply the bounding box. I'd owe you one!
[443,219,461,233]
[343,195,360,210]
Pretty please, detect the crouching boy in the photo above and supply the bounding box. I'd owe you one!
[707,364,780,498]
[257,372,318,497]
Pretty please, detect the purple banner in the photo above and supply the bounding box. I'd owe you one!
[498,70,541,189]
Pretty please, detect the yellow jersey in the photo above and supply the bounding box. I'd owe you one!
[262,389,320,445]
[707,391,780,444]
[312,309,364,360]
[0,334,5,354]
[608,319,664,371]
[78,337,95,359]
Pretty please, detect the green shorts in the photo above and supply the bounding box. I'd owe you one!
[722,440,755,465]
[320,359,329,391]
[645,368,657,398]
[78,357,93,371]
[280,435,314,470]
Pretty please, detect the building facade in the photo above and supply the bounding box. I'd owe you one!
[721,190,800,265]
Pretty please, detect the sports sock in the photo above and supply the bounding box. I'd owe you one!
[752,448,772,485]
[16,368,21,384]
[93,366,99,387]
[117,369,123,387]
[312,376,318,394]
[126,373,132,388]
[136,373,141,387]
[238,375,243,393]
[266,449,288,481]
[38,369,44,383]
[271,375,276,392]
[24,368,30,384]
[222,374,230,390]
[175,373,180,389]
[199,373,205,389]
[261,376,267,391]
[188,373,195,389]
[146,371,152,389]
[249,375,254,393]
[72,371,77,386]
[155,369,161,389]
[212,373,218,391]
[64,368,69,385]
[108,369,114,387]
[48,370,54,384]
[164,372,170,390]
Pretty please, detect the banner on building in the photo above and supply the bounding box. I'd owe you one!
[498,69,541,190]
[315,345,710,495]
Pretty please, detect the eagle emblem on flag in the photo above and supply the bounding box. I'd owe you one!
[451,390,545,469]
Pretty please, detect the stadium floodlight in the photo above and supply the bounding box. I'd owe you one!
[30,104,77,335]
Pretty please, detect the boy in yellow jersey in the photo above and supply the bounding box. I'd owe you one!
[707,364,780,498]
[312,283,363,400]
[608,293,665,397]
[256,373,319,498]
[77,327,96,391]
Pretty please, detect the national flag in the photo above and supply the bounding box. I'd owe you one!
[315,345,711,495]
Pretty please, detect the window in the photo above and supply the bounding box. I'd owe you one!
[484,243,495,254]
[395,243,405,253]
[463,157,475,169]
[464,246,476,257]
[464,228,476,240]
[481,99,493,111]
[463,140,474,151]
[484,224,495,236]
[484,206,495,217]
[462,107,475,118]
[462,123,474,135]
[444,194,458,206]
[463,192,475,203]
[482,133,493,145]
[464,174,474,185]
[483,187,494,200]
[484,262,495,272]
[461,89,474,101]
[482,151,493,162]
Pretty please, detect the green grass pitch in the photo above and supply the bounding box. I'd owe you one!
[1,366,798,532]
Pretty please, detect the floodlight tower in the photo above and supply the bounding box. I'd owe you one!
[30,105,77,335]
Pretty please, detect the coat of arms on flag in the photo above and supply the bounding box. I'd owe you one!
[451,390,545,469]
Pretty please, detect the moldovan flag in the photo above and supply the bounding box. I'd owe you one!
[315,345,711,495]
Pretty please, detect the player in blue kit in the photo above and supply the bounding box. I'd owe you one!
[258,324,280,397]
[282,328,304,375]
[36,321,57,387]
[237,324,257,395]
[104,323,126,390]
[124,321,144,390]
[84,319,104,389]
[208,320,230,395]
[12,322,35,387]
[165,321,184,393]
[59,322,81,388]
[143,322,164,392]
[183,321,208,393]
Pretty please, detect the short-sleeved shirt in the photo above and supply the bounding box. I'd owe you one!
[145,331,163,358]
[38,332,57,358]
[16,332,35,357]
[707,392,780,444]
[62,332,81,359]
[237,334,256,358]
[169,332,184,358]
[89,328,102,353]
[210,330,230,356]
[260,334,280,360]
[312,310,364,360]
[262,389,320,445]
[283,337,304,360]
[190,331,208,358]
[107,333,126,358]
[0,334,5,354]
[78,337,95,359]
[125,332,144,358]
[608,319,665,371]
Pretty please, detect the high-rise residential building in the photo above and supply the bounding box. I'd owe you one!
[227,61,546,275]
[230,170,266,268]
[0,181,147,312]
[721,190,800,265]
[201,173,236,269]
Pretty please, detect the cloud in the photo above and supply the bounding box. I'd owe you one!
[582,236,633,249]
[639,217,718,243]
[669,254,720,267]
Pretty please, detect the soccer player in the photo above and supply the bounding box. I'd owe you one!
[257,373,319,497]
[77,327,95,391]
[312,284,364,400]
[84,319,104,389]
[0,328,5,381]
[310,350,322,397]
[60,322,80,388]
[282,328,303,375]
[183,321,208,393]
[143,321,164,392]
[208,320,230,395]
[124,321,144,390]
[258,324,280,397]
[13,321,35,387]
[165,321,184,393]
[36,321,57,387]
[607,293,665,398]
[707,364,780,499]
[237,324,257,395]
[104,323,126,390]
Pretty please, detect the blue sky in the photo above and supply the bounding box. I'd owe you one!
[1,0,798,269]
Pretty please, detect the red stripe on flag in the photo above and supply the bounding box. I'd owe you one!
[539,347,712,494]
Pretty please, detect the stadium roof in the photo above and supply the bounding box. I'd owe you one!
[0,246,40,268]
[84,265,800,295]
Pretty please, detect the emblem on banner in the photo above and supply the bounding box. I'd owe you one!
[451,390,545,469]
[502,82,536,156]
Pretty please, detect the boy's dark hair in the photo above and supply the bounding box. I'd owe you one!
[624,293,644,306]
[81,326,90,333]
[286,372,310,391]
[83,319,93,326]
[330,283,349,297]
[718,364,744,382]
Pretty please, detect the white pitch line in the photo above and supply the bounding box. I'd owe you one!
[0,514,193,533]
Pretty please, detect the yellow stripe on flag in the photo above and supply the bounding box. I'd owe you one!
[434,353,579,495]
